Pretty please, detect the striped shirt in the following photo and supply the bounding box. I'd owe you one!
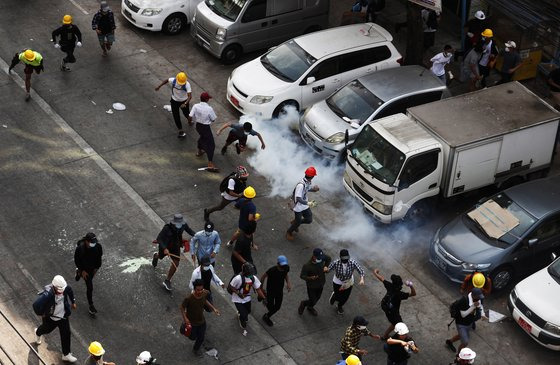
[328,259,365,283]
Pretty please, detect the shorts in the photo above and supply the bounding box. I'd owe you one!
[24,64,41,75]
[384,310,403,325]
[456,323,472,344]
[226,131,248,147]
[98,33,115,44]
[158,244,180,260]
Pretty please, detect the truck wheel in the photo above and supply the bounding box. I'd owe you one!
[404,199,433,227]
[272,100,299,119]
[221,45,242,65]
[162,13,187,35]
[490,266,514,291]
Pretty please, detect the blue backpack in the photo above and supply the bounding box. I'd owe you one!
[32,287,52,316]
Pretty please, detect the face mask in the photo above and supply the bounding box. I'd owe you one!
[89,242,97,248]
[174,223,182,229]
[314,258,322,264]
[203,266,211,271]
[505,47,510,52]
[357,325,367,330]
[245,275,254,281]
[341,259,349,264]
[244,131,250,136]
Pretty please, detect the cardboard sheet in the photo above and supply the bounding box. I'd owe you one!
[467,200,520,239]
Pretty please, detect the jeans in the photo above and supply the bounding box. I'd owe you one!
[303,286,323,308]
[288,208,313,234]
[36,317,71,355]
[191,322,207,350]
[266,291,283,317]
[84,270,96,305]
[170,99,189,130]
[332,282,353,308]
[235,301,251,328]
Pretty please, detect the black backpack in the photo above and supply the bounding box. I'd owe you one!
[219,172,236,193]
[380,292,394,313]
[449,298,462,319]
[227,274,246,295]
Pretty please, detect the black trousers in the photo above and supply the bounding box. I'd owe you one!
[60,44,76,63]
[303,286,323,308]
[36,317,71,355]
[288,208,313,234]
[235,301,251,328]
[196,123,215,162]
[266,291,283,317]
[170,99,189,130]
[84,269,96,305]
[206,197,235,215]
[191,322,206,350]
[332,283,353,308]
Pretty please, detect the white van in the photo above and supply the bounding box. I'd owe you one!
[191,0,330,63]
[226,23,402,119]
[121,0,203,34]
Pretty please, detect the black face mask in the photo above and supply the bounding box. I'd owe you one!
[341,259,349,264]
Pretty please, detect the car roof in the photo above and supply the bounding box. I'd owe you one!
[504,175,560,219]
[294,23,393,59]
[358,65,446,101]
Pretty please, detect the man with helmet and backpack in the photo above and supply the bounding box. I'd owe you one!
[446,288,487,354]
[155,71,192,138]
[32,275,78,363]
[286,166,320,241]
[204,166,249,221]
[228,262,265,336]
[51,15,83,72]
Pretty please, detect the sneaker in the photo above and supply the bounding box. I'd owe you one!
[242,329,248,336]
[152,252,158,268]
[75,268,80,281]
[298,301,305,315]
[286,231,295,241]
[336,306,344,315]
[34,328,42,344]
[61,353,77,363]
[163,279,172,291]
[235,143,241,154]
[262,314,274,327]
[25,93,31,101]
[445,339,457,353]
[178,131,186,138]
[329,292,335,305]
[88,305,98,315]
[307,307,318,316]
[221,146,227,155]
[193,348,203,357]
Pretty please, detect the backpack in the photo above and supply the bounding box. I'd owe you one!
[380,292,394,313]
[227,274,245,295]
[449,298,462,319]
[219,172,237,193]
[32,287,52,316]
[288,182,304,210]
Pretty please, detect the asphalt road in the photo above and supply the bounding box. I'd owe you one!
[0,1,559,364]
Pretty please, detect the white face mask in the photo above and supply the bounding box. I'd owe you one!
[505,47,510,52]
[174,223,182,229]
[203,266,211,271]
[89,242,97,247]
[357,325,367,330]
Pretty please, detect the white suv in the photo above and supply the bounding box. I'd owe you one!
[121,0,203,34]
[226,23,402,119]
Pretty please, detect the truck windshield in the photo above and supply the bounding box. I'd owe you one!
[205,0,247,22]
[350,125,405,185]
[260,40,316,83]
[326,80,383,124]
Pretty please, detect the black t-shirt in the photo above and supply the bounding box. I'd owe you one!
[266,265,289,293]
[549,69,560,92]
[387,334,414,362]
[383,280,410,313]
[456,296,478,325]
[231,235,253,273]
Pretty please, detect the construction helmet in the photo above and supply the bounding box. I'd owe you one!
[243,186,256,199]
[136,351,152,364]
[24,50,36,62]
[346,355,362,365]
[63,15,72,24]
[305,166,317,177]
[472,272,485,288]
[88,341,105,356]
[481,29,493,38]
[458,347,476,361]
[176,72,187,85]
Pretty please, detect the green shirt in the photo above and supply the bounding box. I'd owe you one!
[182,291,208,326]
[19,51,43,67]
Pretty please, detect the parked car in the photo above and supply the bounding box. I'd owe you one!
[191,0,329,64]
[508,253,560,350]
[299,65,448,161]
[429,175,560,291]
[226,23,402,119]
[121,0,203,34]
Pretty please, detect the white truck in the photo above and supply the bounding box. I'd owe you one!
[343,82,560,224]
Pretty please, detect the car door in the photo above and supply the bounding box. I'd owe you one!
[524,213,560,273]
[238,0,271,52]
[300,56,340,108]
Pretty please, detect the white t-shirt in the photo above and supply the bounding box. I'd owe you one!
[430,52,452,77]
[293,179,311,212]
[222,178,238,201]
[479,40,493,66]
[189,102,217,125]
[230,274,261,304]
[51,294,65,321]
[168,77,192,102]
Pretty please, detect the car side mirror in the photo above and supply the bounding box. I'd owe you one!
[527,238,538,247]
[306,76,316,85]
[552,252,558,261]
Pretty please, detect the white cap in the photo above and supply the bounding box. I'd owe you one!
[474,10,485,20]
[505,40,516,48]
[52,275,67,290]
[136,351,152,364]
[394,322,409,335]
[459,347,477,361]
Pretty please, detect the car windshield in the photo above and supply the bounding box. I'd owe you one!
[260,40,316,83]
[548,258,560,283]
[326,80,384,124]
[205,0,247,22]
[350,124,405,185]
[467,193,536,245]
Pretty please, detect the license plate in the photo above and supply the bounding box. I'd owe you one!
[230,95,239,107]
[518,317,532,333]
[434,256,447,271]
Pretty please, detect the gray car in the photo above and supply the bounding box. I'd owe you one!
[429,175,560,290]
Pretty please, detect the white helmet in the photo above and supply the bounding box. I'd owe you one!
[52,275,67,291]
[136,351,152,364]
[459,348,476,363]
[474,10,485,20]
[394,322,409,335]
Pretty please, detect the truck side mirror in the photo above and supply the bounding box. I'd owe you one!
[551,252,557,261]
[527,238,538,247]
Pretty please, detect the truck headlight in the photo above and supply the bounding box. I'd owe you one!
[461,262,491,270]
[326,132,345,144]
[141,8,162,16]
[250,95,273,104]
[544,322,560,336]
[372,201,392,215]
[216,27,227,41]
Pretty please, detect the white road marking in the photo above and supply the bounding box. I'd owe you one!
[118,258,151,273]
[68,0,88,15]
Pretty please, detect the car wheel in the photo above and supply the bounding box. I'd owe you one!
[272,100,299,119]
[491,266,514,291]
[163,13,186,35]
[221,45,242,65]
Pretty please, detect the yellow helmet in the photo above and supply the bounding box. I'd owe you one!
[346,355,362,365]
[472,272,485,288]
[243,186,256,199]
[255,213,261,221]
[24,50,36,62]
[63,15,72,24]
[176,72,187,85]
[88,341,105,356]
[481,28,493,38]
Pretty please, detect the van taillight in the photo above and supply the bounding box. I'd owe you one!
[396,57,403,65]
